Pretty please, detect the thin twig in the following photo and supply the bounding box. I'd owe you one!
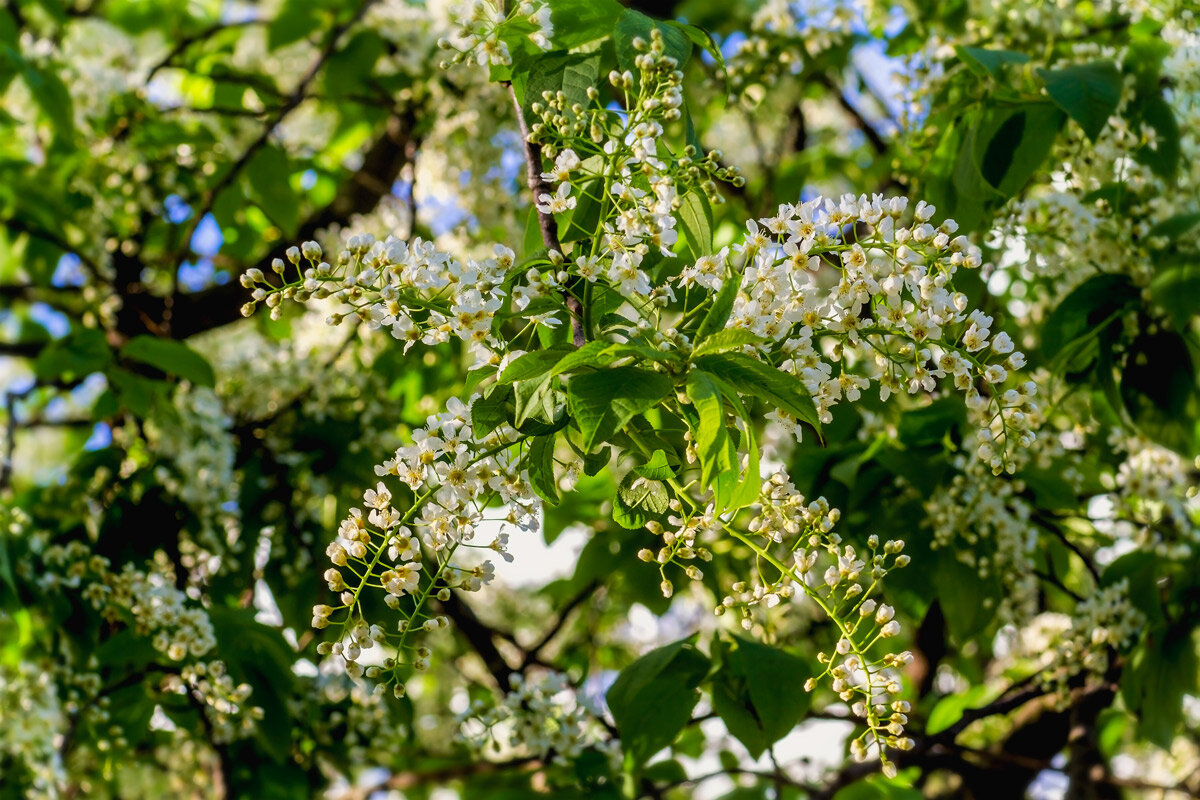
[504,82,586,348]
[170,0,379,281]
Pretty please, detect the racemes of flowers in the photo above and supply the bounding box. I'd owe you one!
[40,540,217,662]
[311,394,538,692]
[240,18,1039,777]
[457,672,614,765]
[656,470,915,776]
[438,0,554,67]
[693,194,1038,474]
[522,28,742,304]
[241,235,517,371]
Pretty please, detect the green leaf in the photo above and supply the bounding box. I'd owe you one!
[245,145,299,234]
[694,272,741,343]
[322,30,383,98]
[925,684,992,735]
[1041,273,1136,362]
[121,336,216,387]
[605,639,710,765]
[692,328,763,357]
[471,384,513,438]
[498,346,573,385]
[566,366,673,451]
[1149,257,1200,330]
[692,353,820,433]
[1121,626,1199,749]
[524,51,600,113]
[937,551,999,641]
[977,103,1064,196]
[710,636,812,758]
[106,368,167,417]
[561,177,604,243]
[1118,331,1199,455]
[267,0,320,50]
[1134,94,1180,179]
[527,433,560,505]
[548,0,623,49]
[1037,61,1123,142]
[686,369,733,488]
[1146,212,1200,242]
[955,45,1029,79]
[613,470,669,529]
[633,449,676,482]
[678,189,713,259]
[668,21,727,94]
[20,61,75,143]
[614,9,693,78]
[34,328,110,381]
[552,340,675,377]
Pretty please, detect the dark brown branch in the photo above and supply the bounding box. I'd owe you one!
[145,19,261,82]
[3,219,105,282]
[520,580,597,667]
[814,74,890,156]
[439,590,519,692]
[504,82,586,348]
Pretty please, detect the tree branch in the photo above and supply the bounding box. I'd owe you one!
[504,82,586,348]
[169,0,380,279]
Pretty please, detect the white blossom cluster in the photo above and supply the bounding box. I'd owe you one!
[925,451,1040,622]
[0,664,67,800]
[146,386,238,544]
[41,541,216,662]
[438,0,553,67]
[1111,435,1199,559]
[164,661,261,745]
[725,0,861,93]
[457,672,613,765]
[241,236,516,370]
[702,194,1038,473]
[313,394,537,689]
[639,468,913,774]
[1029,580,1145,692]
[525,27,740,301]
[976,14,1198,320]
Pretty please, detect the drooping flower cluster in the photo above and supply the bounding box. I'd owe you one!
[637,468,913,775]
[241,236,516,369]
[164,662,261,745]
[457,672,613,765]
[524,27,741,303]
[438,0,554,67]
[1112,435,1200,558]
[146,386,238,544]
[695,194,1038,472]
[314,394,536,689]
[41,541,216,662]
[1050,579,1144,680]
[728,472,913,773]
[0,664,67,800]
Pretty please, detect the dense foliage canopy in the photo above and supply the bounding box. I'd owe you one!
[1,0,1199,798]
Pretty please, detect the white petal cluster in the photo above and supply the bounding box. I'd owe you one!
[707,471,913,770]
[242,236,515,370]
[705,194,1037,472]
[457,672,613,765]
[439,0,553,67]
[42,541,216,662]
[316,393,537,687]
[0,664,67,800]
[164,661,261,745]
